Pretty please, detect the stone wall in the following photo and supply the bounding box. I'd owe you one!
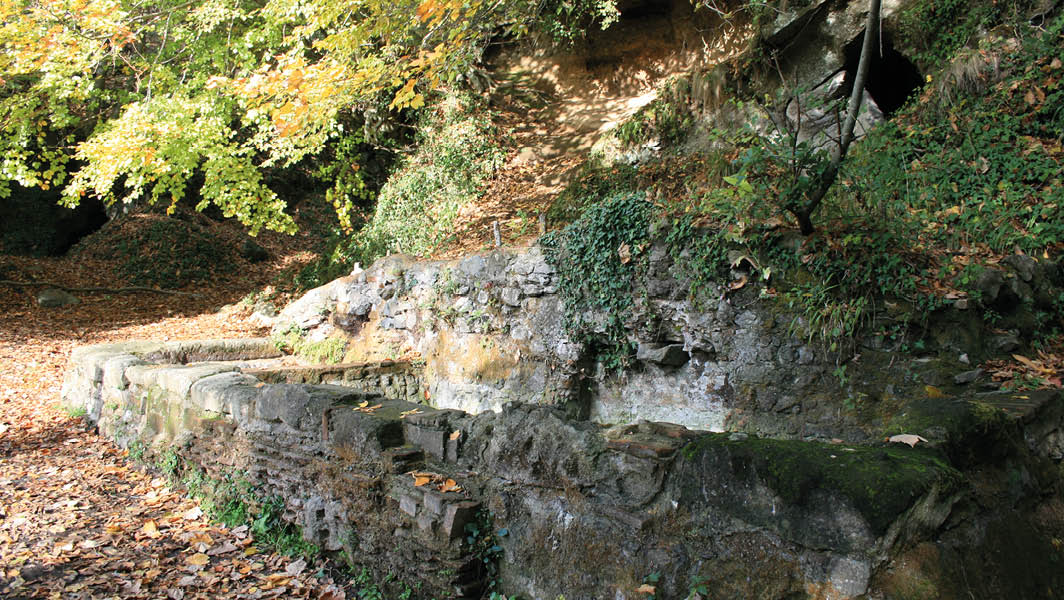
[267,243,1063,446]
[272,247,845,435]
[63,338,1004,599]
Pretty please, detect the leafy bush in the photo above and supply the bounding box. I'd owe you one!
[295,93,504,289]
[369,94,504,256]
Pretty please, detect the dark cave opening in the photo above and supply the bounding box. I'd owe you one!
[842,29,924,118]
[0,185,109,256]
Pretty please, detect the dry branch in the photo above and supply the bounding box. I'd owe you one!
[0,280,202,297]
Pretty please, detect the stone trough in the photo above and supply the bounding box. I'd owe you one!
[63,338,967,599]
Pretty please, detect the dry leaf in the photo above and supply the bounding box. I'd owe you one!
[618,243,632,264]
[924,385,948,399]
[183,506,203,520]
[636,583,657,594]
[439,479,461,493]
[141,520,161,538]
[208,541,238,555]
[186,553,209,566]
[888,434,928,448]
[728,274,748,291]
[399,408,422,418]
[449,430,461,441]
[1012,354,1047,372]
[413,475,431,487]
[285,558,307,576]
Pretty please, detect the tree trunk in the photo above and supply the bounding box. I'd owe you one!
[791,0,881,235]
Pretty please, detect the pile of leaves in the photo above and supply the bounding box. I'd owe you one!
[70,208,259,289]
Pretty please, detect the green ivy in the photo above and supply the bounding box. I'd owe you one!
[542,192,651,369]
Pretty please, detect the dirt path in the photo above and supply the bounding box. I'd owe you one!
[0,246,361,598]
[439,3,751,257]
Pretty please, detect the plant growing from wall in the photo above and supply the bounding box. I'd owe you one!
[541,192,651,369]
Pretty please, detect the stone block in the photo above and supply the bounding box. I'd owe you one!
[500,287,521,307]
[406,424,446,459]
[446,437,459,463]
[636,343,690,367]
[384,446,424,473]
[416,512,437,533]
[423,490,445,515]
[441,501,480,540]
[399,494,419,517]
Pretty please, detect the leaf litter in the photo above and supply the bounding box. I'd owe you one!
[0,220,364,599]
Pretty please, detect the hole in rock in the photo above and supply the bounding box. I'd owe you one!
[842,29,923,118]
[617,0,672,21]
[0,184,108,256]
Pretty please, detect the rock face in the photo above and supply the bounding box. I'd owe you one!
[268,247,842,435]
[263,241,1063,447]
[64,339,991,599]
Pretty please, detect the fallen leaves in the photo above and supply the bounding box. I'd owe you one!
[0,243,362,599]
[141,520,162,538]
[353,401,383,413]
[409,471,463,493]
[986,347,1064,389]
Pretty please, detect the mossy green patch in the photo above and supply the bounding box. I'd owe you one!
[271,325,348,365]
[682,434,962,534]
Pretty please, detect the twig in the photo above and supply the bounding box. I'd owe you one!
[0,280,202,297]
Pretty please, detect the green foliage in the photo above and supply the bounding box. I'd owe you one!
[637,15,1064,348]
[547,161,639,225]
[614,78,695,149]
[0,0,622,234]
[537,0,619,45]
[896,0,1034,69]
[464,509,507,597]
[542,192,651,369]
[847,18,1064,260]
[271,325,348,364]
[296,93,504,287]
[163,454,319,559]
[369,94,504,257]
[662,215,731,307]
[64,405,88,418]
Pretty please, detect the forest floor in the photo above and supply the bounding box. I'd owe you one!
[0,225,359,599]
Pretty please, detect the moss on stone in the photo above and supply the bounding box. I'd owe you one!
[682,434,962,534]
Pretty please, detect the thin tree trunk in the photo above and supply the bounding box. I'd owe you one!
[793,0,881,235]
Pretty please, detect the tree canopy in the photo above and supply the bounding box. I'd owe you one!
[0,0,620,233]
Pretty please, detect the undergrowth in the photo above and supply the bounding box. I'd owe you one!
[271,325,348,364]
[542,9,1064,356]
[295,92,504,289]
[160,450,319,559]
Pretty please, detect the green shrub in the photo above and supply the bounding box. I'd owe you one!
[295,93,504,289]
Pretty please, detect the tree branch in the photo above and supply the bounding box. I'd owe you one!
[0,281,202,297]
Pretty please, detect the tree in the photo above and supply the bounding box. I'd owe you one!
[784,0,881,235]
[0,0,619,234]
